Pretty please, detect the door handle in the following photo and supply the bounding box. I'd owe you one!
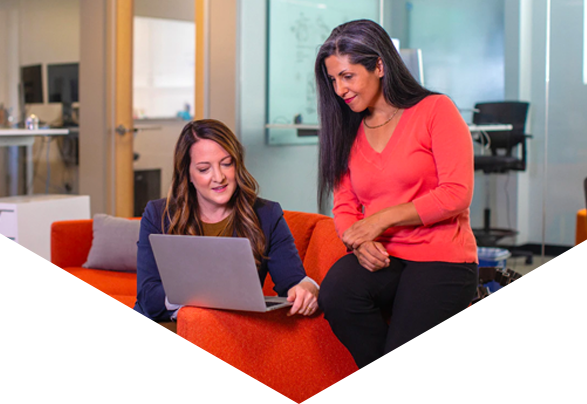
[116,124,161,136]
[115,124,136,136]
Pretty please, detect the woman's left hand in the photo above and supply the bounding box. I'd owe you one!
[342,213,385,250]
[287,281,319,316]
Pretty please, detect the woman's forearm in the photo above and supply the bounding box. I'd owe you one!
[374,202,423,230]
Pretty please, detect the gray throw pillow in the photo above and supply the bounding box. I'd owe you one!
[82,214,141,272]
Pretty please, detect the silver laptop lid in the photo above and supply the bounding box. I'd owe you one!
[149,234,275,312]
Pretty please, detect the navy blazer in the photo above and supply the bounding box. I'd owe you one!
[133,197,307,322]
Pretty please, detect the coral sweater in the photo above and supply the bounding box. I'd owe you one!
[333,94,478,263]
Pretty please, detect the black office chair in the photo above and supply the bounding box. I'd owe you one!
[472,101,533,263]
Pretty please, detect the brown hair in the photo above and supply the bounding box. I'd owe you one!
[163,119,266,267]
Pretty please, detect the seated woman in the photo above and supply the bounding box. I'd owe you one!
[134,119,319,322]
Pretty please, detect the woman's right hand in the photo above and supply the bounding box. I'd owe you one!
[353,241,390,272]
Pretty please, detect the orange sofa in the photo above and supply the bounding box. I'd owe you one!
[575,209,587,285]
[51,211,358,402]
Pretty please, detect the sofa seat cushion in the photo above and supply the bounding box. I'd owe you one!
[53,267,137,324]
[81,295,136,327]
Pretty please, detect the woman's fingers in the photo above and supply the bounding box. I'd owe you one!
[287,283,319,316]
[354,242,390,272]
[343,216,385,250]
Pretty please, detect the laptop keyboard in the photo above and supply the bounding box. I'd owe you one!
[265,301,283,308]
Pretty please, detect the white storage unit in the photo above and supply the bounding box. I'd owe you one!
[0,195,90,330]
[0,310,33,404]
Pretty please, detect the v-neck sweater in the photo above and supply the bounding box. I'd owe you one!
[332,94,478,263]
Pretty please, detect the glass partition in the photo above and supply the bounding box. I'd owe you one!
[266,0,381,145]
[133,16,195,120]
[543,0,587,248]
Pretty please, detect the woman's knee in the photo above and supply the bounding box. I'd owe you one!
[318,254,369,317]
[318,254,365,312]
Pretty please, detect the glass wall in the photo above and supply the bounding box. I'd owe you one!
[387,0,587,252]
[543,0,587,247]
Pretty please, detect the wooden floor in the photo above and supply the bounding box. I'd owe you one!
[25,322,587,404]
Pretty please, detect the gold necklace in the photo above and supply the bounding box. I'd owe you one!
[363,108,400,129]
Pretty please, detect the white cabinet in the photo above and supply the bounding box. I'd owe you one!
[0,195,90,330]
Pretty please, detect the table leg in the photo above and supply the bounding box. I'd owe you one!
[26,144,33,195]
[8,146,19,196]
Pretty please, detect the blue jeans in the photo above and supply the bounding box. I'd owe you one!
[56,324,177,404]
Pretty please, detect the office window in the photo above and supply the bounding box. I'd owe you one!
[133,16,195,119]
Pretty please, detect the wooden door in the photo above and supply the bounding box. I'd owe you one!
[112,0,134,217]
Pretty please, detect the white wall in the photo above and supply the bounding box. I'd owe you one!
[0,0,21,196]
[239,0,321,214]
[0,0,20,116]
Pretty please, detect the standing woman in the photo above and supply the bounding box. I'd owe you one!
[314,20,478,368]
[134,119,318,322]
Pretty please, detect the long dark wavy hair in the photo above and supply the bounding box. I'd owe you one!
[163,119,266,267]
[315,19,435,206]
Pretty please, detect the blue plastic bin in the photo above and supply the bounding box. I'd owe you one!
[478,247,511,293]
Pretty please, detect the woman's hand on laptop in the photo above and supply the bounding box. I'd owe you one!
[286,280,319,316]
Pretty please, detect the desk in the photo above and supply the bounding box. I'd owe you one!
[265,123,513,132]
[0,128,69,195]
[468,124,513,132]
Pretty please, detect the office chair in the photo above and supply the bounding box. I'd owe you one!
[472,101,533,264]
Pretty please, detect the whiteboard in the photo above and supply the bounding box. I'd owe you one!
[266,0,381,145]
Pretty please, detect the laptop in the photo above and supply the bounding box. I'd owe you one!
[149,234,292,312]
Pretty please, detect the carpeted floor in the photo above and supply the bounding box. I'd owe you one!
[25,327,587,404]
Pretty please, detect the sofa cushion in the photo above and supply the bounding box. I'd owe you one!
[81,295,136,327]
[282,210,329,262]
[177,307,357,402]
[303,219,347,284]
[53,267,137,324]
[83,214,141,272]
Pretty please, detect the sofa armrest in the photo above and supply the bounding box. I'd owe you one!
[51,219,94,268]
[177,307,357,402]
[303,219,347,284]
[177,307,470,404]
[576,209,587,245]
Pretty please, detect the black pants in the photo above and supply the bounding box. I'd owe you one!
[318,254,478,368]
